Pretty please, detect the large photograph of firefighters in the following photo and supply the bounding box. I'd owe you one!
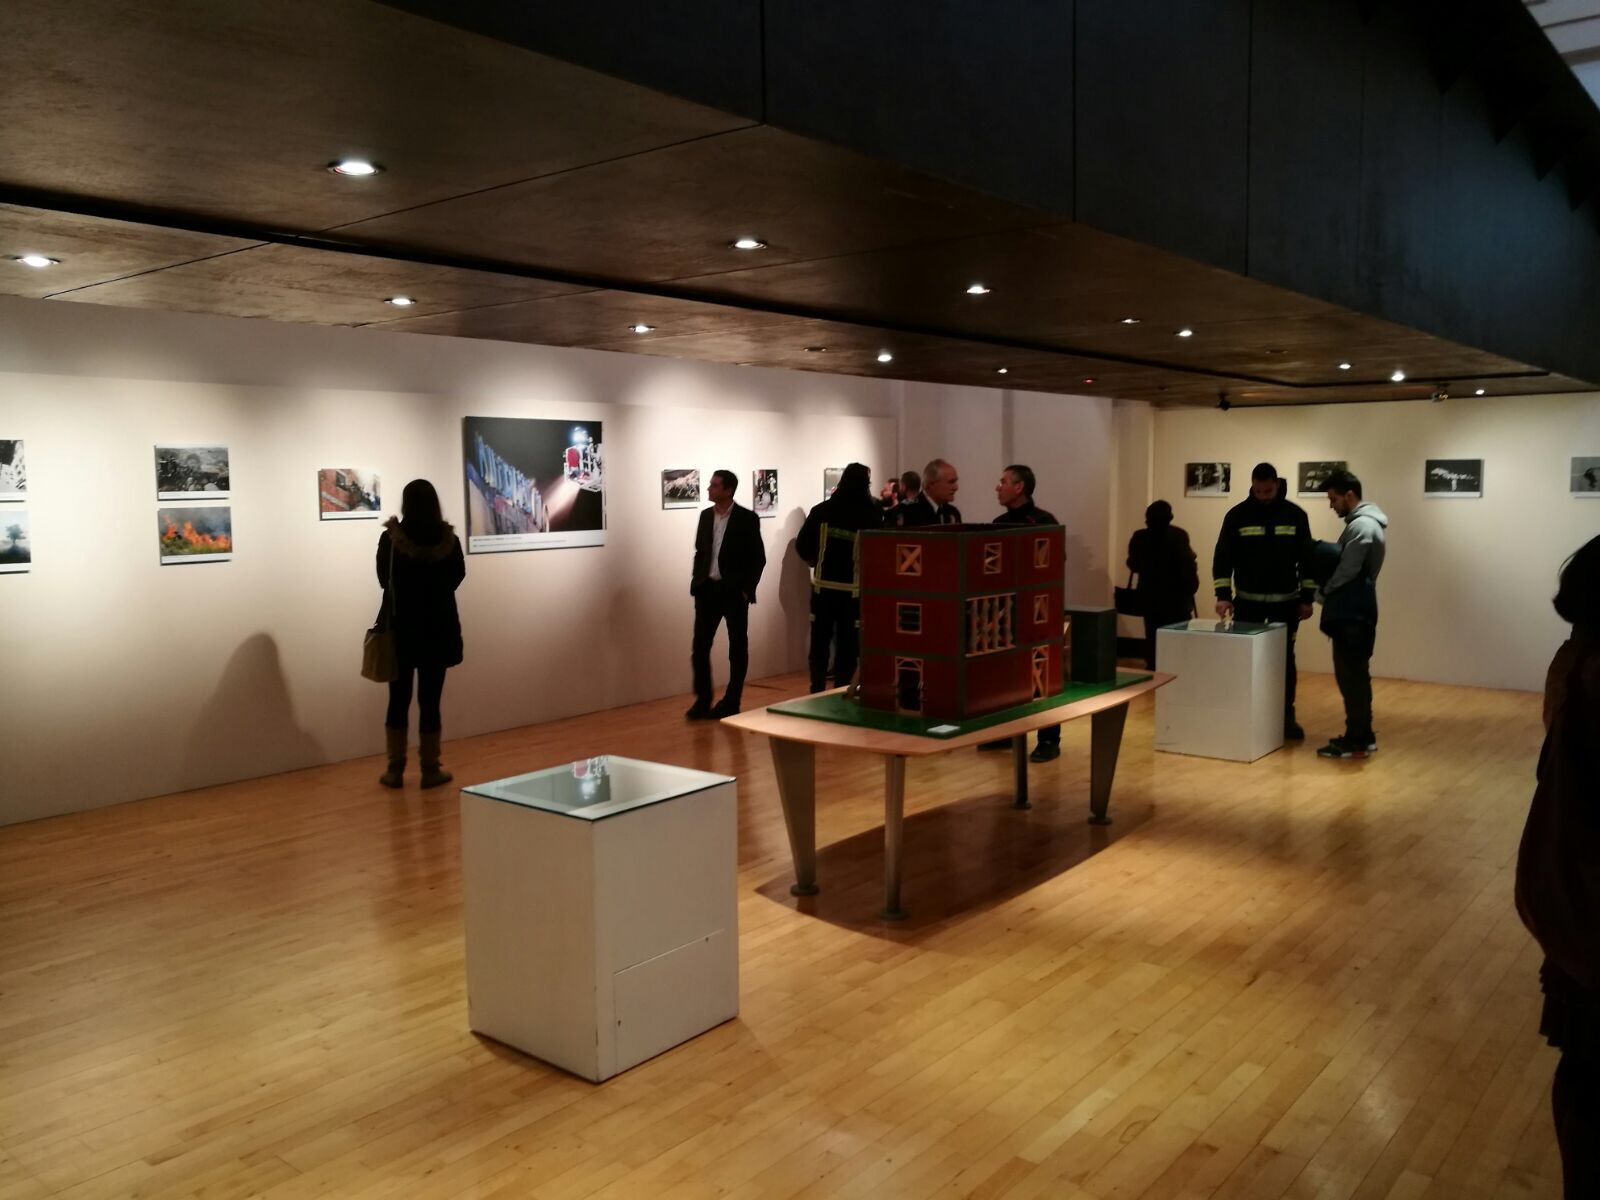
[462,416,606,552]
[158,506,233,564]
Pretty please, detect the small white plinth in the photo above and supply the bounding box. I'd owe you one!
[460,756,738,1082]
[1154,619,1287,762]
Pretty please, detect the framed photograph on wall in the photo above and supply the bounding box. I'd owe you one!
[1184,462,1231,497]
[1424,459,1483,498]
[1297,460,1347,496]
[158,506,233,563]
[660,468,701,510]
[0,439,25,498]
[155,444,230,500]
[318,468,381,519]
[0,510,29,573]
[752,468,778,517]
[1571,457,1600,496]
[822,466,843,501]
[462,416,606,552]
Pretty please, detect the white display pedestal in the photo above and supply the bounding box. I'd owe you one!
[460,756,738,1082]
[1154,619,1287,762]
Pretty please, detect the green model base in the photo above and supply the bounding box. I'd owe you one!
[768,672,1152,739]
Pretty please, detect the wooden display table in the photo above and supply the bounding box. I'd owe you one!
[721,673,1172,918]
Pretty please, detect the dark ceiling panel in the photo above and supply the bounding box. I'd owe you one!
[763,0,1074,214]
[0,205,257,299]
[51,242,593,326]
[331,126,1052,282]
[0,0,748,230]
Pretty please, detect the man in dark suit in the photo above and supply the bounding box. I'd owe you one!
[898,458,963,525]
[688,469,767,718]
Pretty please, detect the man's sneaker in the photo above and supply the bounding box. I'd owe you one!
[1316,737,1374,759]
[1284,721,1305,741]
[1029,742,1061,763]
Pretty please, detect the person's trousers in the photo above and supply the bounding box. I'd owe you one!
[808,589,859,692]
[1142,605,1195,670]
[1327,621,1376,741]
[1233,598,1301,721]
[386,662,447,733]
[1555,1052,1599,1198]
[692,584,750,706]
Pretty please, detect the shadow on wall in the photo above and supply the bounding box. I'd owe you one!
[185,633,325,786]
[777,508,811,666]
[1065,532,1108,606]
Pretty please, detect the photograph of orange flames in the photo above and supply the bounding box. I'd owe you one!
[158,506,233,564]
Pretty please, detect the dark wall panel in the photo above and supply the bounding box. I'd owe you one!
[1247,0,1365,310]
[1075,0,1251,273]
[376,0,763,118]
[763,0,1073,215]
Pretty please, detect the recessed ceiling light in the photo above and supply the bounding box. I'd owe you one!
[995,367,1009,375]
[1176,328,1194,338]
[385,296,415,307]
[1265,348,1286,355]
[1475,388,1486,396]
[1390,369,1406,382]
[731,237,766,250]
[1338,362,1352,370]
[876,351,893,364]
[1120,317,1140,325]
[628,323,654,334]
[14,254,59,268]
[965,283,991,295]
[327,159,382,177]
[804,345,827,353]
[1083,377,1096,385]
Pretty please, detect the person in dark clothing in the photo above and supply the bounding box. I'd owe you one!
[1516,534,1600,1199]
[796,462,880,692]
[899,458,962,526]
[879,469,922,525]
[1126,500,1199,669]
[1212,461,1316,740]
[376,479,466,789]
[688,469,766,719]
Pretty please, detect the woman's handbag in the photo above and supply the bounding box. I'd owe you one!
[1114,572,1144,617]
[361,539,398,683]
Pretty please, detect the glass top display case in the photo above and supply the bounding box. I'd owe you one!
[462,756,734,821]
[1160,619,1284,635]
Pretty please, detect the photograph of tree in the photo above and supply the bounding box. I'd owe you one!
[318,468,381,519]
[158,506,233,563]
[155,445,230,500]
[0,439,24,498]
[0,510,29,574]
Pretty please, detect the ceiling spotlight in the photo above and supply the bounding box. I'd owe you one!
[965,283,991,295]
[995,367,1009,375]
[385,296,415,307]
[1083,377,1095,385]
[327,159,382,177]
[1390,369,1406,382]
[629,323,654,334]
[14,254,59,268]
[1120,317,1140,325]
[1176,328,1194,338]
[876,351,893,364]
[1475,388,1486,396]
[1338,362,1352,371]
[803,345,827,353]
[731,237,766,250]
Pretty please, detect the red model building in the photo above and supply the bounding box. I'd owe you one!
[858,523,1066,720]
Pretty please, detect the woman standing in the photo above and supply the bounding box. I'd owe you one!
[376,479,466,789]
[1517,535,1600,1197]
[1125,500,1199,669]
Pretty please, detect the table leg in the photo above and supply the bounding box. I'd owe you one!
[1011,734,1031,809]
[1089,702,1128,825]
[770,739,819,895]
[882,755,907,920]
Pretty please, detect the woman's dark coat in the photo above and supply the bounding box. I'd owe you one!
[376,517,466,668]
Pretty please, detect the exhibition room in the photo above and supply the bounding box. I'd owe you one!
[4,2,1600,1197]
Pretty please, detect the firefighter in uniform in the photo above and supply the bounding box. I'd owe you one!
[795,462,882,692]
[1211,462,1316,740]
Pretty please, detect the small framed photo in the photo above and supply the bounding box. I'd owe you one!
[159,506,233,563]
[318,468,381,519]
[1297,461,1346,496]
[0,439,25,498]
[752,468,778,517]
[822,466,843,501]
[0,510,30,574]
[155,444,230,500]
[660,468,701,510]
[1424,459,1482,498]
[1184,462,1230,497]
[1571,457,1600,496]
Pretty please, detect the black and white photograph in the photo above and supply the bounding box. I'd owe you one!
[0,439,25,498]
[158,506,233,564]
[1424,458,1483,498]
[318,468,381,519]
[1184,462,1231,497]
[0,510,30,573]
[1571,456,1600,496]
[752,468,779,517]
[1297,460,1347,496]
[660,468,701,510]
[463,416,606,552]
[155,444,230,500]
[822,466,843,501]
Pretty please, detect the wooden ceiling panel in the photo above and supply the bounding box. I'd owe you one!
[0,0,747,230]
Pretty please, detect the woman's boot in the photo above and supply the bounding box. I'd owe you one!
[379,727,406,788]
[420,730,453,789]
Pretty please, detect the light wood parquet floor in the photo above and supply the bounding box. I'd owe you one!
[0,668,1563,1199]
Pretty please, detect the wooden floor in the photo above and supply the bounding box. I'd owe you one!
[0,668,1563,1199]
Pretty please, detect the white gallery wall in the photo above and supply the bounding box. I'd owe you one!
[1151,393,1600,693]
[0,296,1117,824]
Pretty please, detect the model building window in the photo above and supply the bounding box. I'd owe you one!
[895,544,923,576]
[1031,647,1048,699]
[983,542,1003,574]
[966,594,1016,655]
[1032,594,1049,625]
[896,602,923,634]
[1033,538,1050,568]
[895,658,924,712]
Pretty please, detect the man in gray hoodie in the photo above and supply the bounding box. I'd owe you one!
[1315,470,1388,759]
